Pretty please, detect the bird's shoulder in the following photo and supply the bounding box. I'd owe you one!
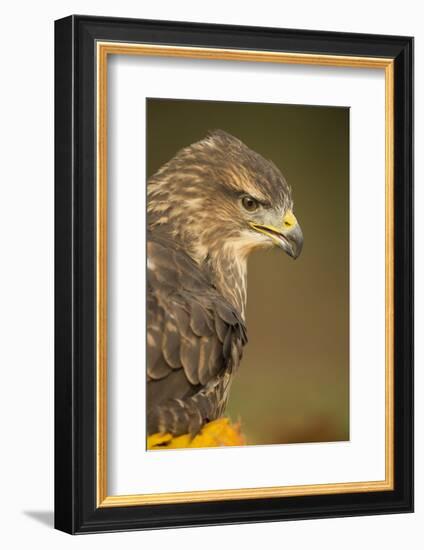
[146,233,247,394]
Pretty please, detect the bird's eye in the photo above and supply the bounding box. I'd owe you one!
[241,195,259,212]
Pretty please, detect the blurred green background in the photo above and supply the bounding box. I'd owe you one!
[147,98,349,445]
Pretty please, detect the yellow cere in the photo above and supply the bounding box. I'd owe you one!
[283,210,297,229]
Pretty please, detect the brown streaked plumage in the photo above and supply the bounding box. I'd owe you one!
[147,130,303,436]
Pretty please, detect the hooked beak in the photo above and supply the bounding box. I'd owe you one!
[250,210,303,259]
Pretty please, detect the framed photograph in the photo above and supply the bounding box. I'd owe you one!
[54,15,413,533]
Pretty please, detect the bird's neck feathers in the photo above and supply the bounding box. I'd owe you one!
[206,246,248,319]
[151,223,249,318]
[149,219,249,318]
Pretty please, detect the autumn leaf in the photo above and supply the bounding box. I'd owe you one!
[147,418,245,450]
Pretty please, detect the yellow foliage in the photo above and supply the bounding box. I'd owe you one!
[147,417,245,450]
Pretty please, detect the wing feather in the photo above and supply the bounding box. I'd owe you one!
[180,335,201,385]
[190,302,213,336]
[162,314,181,369]
[214,310,228,343]
[146,234,247,435]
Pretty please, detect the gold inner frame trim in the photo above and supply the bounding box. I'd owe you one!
[96,42,394,508]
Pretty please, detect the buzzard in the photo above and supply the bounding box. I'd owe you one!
[147,130,303,438]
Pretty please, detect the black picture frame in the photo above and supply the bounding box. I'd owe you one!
[55,14,413,534]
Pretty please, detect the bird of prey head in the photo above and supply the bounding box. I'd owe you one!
[148,130,303,273]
